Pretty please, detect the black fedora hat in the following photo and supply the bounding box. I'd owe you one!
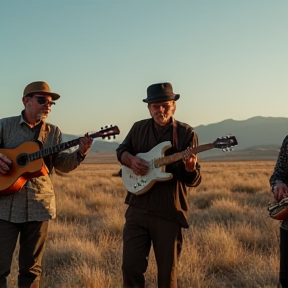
[143,82,180,103]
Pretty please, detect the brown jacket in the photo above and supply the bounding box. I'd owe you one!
[117,118,201,228]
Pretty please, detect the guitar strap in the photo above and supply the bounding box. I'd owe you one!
[172,118,178,150]
[36,121,53,174]
[36,121,50,147]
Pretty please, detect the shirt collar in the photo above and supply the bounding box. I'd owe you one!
[20,110,43,127]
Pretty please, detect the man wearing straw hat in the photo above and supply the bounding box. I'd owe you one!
[0,81,92,288]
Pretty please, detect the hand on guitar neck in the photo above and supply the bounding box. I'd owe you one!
[0,153,11,174]
[78,133,93,156]
[182,148,198,172]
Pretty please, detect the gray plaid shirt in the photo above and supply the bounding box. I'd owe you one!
[0,112,84,223]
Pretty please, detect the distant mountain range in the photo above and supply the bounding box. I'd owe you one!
[193,116,288,160]
[62,116,288,161]
[195,116,288,149]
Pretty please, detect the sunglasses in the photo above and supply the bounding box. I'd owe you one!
[33,96,56,106]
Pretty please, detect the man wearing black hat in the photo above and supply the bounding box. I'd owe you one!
[0,81,92,288]
[117,82,201,288]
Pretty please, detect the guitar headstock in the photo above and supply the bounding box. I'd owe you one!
[213,135,238,151]
[89,125,120,140]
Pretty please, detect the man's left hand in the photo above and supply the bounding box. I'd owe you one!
[79,133,93,156]
[183,148,198,172]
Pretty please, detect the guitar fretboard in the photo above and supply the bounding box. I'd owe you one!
[154,143,215,168]
[25,125,120,162]
[28,139,82,162]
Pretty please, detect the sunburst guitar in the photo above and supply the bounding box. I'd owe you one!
[121,135,238,195]
[0,125,120,195]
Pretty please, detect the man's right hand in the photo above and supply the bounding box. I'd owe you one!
[273,182,288,202]
[121,152,149,176]
[0,153,11,174]
[130,156,149,176]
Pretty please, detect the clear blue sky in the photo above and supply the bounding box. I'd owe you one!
[1,1,287,142]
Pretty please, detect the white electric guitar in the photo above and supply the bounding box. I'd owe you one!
[121,135,238,195]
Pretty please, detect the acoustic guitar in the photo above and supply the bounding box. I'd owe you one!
[121,135,238,195]
[0,125,120,195]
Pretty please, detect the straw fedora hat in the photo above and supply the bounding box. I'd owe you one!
[23,81,60,100]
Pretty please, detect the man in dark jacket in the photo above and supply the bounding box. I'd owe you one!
[117,82,201,288]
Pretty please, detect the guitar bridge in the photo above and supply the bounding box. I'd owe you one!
[133,176,147,189]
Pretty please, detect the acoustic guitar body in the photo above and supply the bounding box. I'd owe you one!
[0,142,48,194]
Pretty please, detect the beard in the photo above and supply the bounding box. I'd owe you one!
[37,111,49,120]
[148,102,176,126]
[154,113,170,126]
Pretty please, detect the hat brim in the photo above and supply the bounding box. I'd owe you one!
[23,91,60,100]
[143,94,180,104]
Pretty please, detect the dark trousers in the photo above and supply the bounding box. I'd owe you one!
[122,206,182,288]
[280,227,288,288]
[0,219,48,288]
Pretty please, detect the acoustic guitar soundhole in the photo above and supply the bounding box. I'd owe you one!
[17,154,29,167]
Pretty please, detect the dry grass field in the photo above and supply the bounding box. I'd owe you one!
[7,159,282,288]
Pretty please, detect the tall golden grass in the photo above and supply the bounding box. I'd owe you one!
[7,160,281,288]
